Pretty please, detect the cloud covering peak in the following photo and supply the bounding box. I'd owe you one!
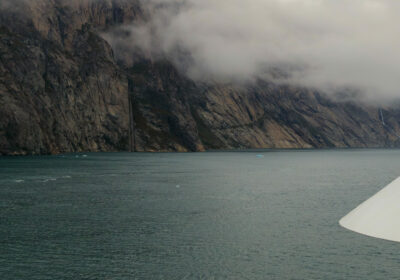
[108,0,400,101]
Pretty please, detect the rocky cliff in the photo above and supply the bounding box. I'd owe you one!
[128,62,400,151]
[0,0,142,155]
[1,0,400,155]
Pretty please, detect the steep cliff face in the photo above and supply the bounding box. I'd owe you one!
[127,60,205,152]
[128,61,400,151]
[0,0,142,155]
[192,83,400,149]
[1,0,400,155]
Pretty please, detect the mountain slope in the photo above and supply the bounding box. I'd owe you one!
[1,0,400,155]
[128,62,400,151]
[0,0,141,155]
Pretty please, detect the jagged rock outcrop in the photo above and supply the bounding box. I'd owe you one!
[1,0,400,155]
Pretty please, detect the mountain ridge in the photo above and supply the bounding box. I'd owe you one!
[1,0,400,155]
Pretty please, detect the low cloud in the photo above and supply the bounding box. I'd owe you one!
[105,0,400,102]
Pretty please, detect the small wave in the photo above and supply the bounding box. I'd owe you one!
[14,180,24,183]
[42,178,57,183]
[62,175,72,179]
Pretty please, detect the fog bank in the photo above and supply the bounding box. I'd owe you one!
[105,0,400,101]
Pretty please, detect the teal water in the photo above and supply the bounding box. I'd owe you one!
[1,150,400,279]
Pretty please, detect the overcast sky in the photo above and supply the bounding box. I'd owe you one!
[103,0,400,101]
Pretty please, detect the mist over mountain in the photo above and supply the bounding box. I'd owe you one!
[1,0,400,155]
[106,0,400,102]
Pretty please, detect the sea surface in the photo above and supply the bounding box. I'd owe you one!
[1,150,400,279]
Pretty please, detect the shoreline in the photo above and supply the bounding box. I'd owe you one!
[2,146,400,157]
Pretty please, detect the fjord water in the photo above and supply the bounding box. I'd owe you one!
[1,150,400,279]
